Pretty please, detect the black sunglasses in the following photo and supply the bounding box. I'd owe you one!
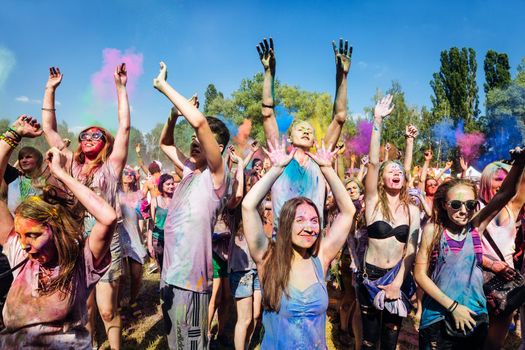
[447,200,478,211]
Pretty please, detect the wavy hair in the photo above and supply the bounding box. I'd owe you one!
[74,126,115,173]
[373,160,410,222]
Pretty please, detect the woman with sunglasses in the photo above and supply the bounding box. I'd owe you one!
[414,148,525,349]
[117,165,147,319]
[41,65,130,349]
[358,95,420,350]
[0,116,117,349]
[477,161,525,350]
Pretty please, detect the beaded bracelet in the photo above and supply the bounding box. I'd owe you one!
[6,127,22,142]
[0,134,19,149]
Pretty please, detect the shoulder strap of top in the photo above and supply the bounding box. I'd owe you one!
[311,256,325,282]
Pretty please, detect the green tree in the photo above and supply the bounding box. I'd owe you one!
[484,50,511,94]
[430,47,480,131]
[203,84,224,115]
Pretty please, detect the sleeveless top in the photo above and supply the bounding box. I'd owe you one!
[480,203,517,267]
[152,197,169,240]
[420,225,487,329]
[261,256,328,349]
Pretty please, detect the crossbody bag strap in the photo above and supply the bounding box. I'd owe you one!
[484,231,506,262]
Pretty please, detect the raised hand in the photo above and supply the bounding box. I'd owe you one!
[256,38,275,74]
[405,124,419,139]
[332,38,353,75]
[46,67,63,90]
[135,143,141,154]
[153,61,168,91]
[306,141,337,167]
[46,147,68,176]
[189,94,199,109]
[262,137,295,168]
[385,142,392,152]
[361,155,369,166]
[445,160,453,169]
[228,145,243,164]
[459,156,468,171]
[510,146,525,162]
[114,63,128,87]
[250,140,259,153]
[424,149,433,161]
[374,95,394,120]
[11,115,43,138]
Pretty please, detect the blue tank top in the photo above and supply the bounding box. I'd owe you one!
[420,225,487,329]
[261,256,328,349]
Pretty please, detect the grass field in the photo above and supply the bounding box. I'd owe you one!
[94,267,523,350]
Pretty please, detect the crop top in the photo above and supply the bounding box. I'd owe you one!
[367,221,409,243]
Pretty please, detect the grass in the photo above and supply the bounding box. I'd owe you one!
[94,267,523,349]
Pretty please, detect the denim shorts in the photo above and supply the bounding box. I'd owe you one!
[229,269,260,299]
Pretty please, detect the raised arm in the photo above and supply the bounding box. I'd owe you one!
[434,160,452,181]
[307,142,355,270]
[242,138,295,264]
[257,38,279,142]
[403,124,418,174]
[135,143,150,176]
[108,63,130,175]
[159,107,189,170]
[418,149,433,192]
[226,147,245,209]
[357,155,368,183]
[47,147,117,264]
[365,95,394,213]
[242,141,259,168]
[41,67,70,154]
[473,147,525,233]
[154,62,224,185]
[0,115,43,245]
[324,39,352,150]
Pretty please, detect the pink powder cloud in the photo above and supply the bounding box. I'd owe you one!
[456,131,485,162]
[91,48,143,100]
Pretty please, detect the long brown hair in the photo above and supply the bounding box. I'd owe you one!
[15,188,84,296]
[426,178,478,263]
[261,197,322,312]
[74,126,114,173]
[374,160,410,222]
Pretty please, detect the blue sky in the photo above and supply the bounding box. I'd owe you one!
[0,0,524,133]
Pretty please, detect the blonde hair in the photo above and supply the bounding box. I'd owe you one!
[479,161,511,204]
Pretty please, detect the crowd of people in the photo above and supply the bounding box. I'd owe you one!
[1,37,525,350]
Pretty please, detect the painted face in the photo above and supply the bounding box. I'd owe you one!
[162,178,175,195]
[19,153,38,173]
[289,121,315,149]
[382,162,405,190]
[14,216,57,265]
[491,169,508,197]
[444,185,476,227]
[291,203,320,249]
[425,179,439,196]
[346,181,361,201]
[80,127,106,158]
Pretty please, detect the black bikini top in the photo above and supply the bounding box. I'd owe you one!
[367,221,409,243]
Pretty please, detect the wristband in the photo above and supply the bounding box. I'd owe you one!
[41,107,56,112]
[262,103,275,109]
[0,134,19,149]
[447,300,458,313]
[6,127,22,142]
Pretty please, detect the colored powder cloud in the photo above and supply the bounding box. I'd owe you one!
[234,119,252,150]
[455,129,485,163]
[344,120,372,156]
[431,117,456,153]
[91,48,143,100]
[217,115,238,137]
[275,105,294,132]
[477,115,524,169]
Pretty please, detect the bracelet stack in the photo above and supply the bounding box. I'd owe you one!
[0,128,21,149]
[447,300,459,313]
